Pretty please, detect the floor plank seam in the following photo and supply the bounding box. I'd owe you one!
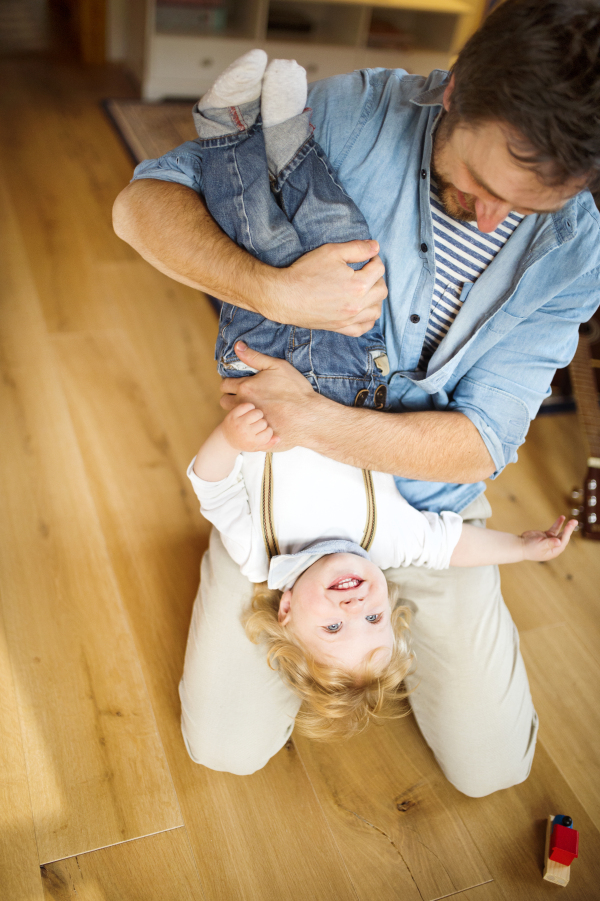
[40,823,186,866]
[431,880,494,901]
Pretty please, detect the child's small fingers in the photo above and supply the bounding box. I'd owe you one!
[242,407,266,425]
[251,416,270,434]
[546,515,564,536]
[232,402,256,418]
[560,519,577,544]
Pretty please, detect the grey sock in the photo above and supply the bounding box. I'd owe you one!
[263,111,311,176]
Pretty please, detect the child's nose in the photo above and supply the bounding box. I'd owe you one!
[340,596,363,610]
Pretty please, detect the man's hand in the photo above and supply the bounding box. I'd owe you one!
[275,240,387,336]
[520,515,578,562]
[221,403,280,453]
[114,181,386,336]
[220,343,322,449]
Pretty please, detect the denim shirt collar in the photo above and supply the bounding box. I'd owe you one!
[409,71,580,243]
[411,77,448,109]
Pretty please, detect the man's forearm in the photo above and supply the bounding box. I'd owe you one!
[295,396,494,482]
[113,179,386,335]
[220,345,496,482]
[112,179,277,311]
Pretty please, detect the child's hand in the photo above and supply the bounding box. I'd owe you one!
[221,403,279,453]
[521,516,577,562]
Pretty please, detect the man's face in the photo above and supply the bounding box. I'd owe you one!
[432,83,583,233]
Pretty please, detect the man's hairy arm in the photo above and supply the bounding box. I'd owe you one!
[301,401,494,482]
[112,179,387,336]
[220,344,495,482]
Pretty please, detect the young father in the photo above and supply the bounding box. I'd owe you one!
[113,0,600,793]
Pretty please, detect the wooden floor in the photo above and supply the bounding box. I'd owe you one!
[1,53,599,901]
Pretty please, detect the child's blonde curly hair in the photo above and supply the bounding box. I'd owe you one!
[244,580,414,741]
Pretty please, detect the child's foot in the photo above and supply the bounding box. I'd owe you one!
[261,59,307,128]
[198,49,267,110]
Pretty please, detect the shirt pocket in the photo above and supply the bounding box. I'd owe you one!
[485,308,527,336]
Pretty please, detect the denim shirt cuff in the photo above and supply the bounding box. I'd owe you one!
[456,407,507,479]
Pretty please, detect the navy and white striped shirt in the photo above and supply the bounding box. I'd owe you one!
[419,183,523,370]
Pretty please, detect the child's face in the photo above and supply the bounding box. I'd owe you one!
[278,553,394,672]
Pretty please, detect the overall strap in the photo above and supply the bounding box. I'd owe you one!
[260,452,377,560]
[260,452,280,559]
[360,468,377,552]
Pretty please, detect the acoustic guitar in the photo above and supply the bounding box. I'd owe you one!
[569,329,600,540]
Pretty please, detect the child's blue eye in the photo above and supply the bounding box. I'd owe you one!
[366,614,381,623]
[325,622,342,632]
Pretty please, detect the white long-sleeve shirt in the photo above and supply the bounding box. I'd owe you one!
[187,447,463,584]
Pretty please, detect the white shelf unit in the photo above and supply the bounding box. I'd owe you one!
[134,0,485,100]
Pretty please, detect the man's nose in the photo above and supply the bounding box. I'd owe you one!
[475,198,512,233]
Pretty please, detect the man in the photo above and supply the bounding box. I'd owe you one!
[113,0,600,791]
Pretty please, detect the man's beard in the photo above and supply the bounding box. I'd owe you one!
[431,114,477,223]
[433,171,477,223]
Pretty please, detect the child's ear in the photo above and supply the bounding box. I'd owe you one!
[278,589,292,625]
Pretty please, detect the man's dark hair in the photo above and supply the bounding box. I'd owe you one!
[450,0,600,191]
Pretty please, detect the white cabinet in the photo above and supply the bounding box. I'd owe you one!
[135,0,485,100]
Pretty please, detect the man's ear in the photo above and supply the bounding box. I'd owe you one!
[278,589,292,625]
[442,73,455,112]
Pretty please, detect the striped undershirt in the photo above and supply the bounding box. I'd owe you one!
[419,182,523,370]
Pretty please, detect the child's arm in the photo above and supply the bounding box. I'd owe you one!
[450,516,577,567]
[193,403,279,481]
[188,403,279,582]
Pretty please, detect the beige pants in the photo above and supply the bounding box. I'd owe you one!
[179,495,538,796]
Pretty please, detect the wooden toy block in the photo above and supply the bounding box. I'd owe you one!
[544,815,578,886]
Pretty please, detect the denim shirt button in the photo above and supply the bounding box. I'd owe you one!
[420,242,428,252]
[565,219,572,229]
[410,314,420,324]
[421,169,427,178]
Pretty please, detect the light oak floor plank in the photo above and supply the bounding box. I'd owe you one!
[295,719,491,901]
[449,742,600,901]
[486,413,600,657]
[0,599,45,901]
[53,329,359,901]
[521,623,600,830]
[0,175,181,864]
[0,60,139,334]
[94,260,224,470]
[41,827,205,901]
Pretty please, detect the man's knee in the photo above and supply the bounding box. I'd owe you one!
[181,706,295,776]
[440,709,539,798]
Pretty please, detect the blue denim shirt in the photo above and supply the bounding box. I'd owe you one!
[132,67,600,513]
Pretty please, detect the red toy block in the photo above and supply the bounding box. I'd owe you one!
[549,824,579,867]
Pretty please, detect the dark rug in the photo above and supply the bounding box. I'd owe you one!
[103,98,197,164]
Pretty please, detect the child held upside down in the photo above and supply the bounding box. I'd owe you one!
[187,51,576,739]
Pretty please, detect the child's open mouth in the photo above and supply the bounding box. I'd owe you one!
[328,576,364,590]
